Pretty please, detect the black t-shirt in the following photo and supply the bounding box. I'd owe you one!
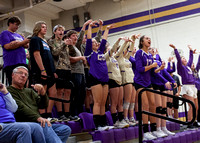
[172,74,181,94]
[29,36,55,76]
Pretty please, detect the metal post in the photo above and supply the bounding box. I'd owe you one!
[184,101,188,122]
[138,89,144,143]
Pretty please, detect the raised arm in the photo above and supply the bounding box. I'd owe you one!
[76,19,92,49]
[196,54,200,72]
[1,84,18,113]
[187,45,194,67]
[125,34,140,59]
[102,24,115,40]
[167,57,176,73]
[94,19,103,43]
[104,37,121,59]
[169,44,182,64]
[84,21,98,56]
[98,24,115,52]
[114,38,129,58]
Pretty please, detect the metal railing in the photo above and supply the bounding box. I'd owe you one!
[138,88,196,143]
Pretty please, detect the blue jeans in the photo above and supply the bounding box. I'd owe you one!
[0,122,46,143]
[42,123,71,143]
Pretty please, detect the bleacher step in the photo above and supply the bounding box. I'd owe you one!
[144,128,200,143]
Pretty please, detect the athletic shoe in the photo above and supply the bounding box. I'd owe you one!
[47,117,59,123]
[125,118,136,126]
[193,121,200,127]
[129,117,138,124]
[114,120,120,127]
[97,126,109,131]
[168,115,173,118]
[68,115,80,121]
[117,119,129,128]
[124,118,129,124]
[187,124,197,130]
[162,127,175,135]
[58,115,70,122]
[107,126,114,130]
[129,120,137,126]
[152,130,168,138]
[143,132,157,141]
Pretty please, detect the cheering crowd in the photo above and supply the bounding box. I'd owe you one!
[0,16,200,142]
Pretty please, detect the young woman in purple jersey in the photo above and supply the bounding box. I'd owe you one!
[134,35,171,141]
[84,21,115,131]
[148,48,175,137]
[170,44,199,127]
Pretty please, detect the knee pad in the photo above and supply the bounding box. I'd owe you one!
[156,106,163,114]
[123,102,130,109]
[129,103,135,110]
[167,102,173,108]
[161,108,167,114]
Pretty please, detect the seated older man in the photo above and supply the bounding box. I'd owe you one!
[8,66,71,143]
[0,82,46,143]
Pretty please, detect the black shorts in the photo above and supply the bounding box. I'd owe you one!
[108,79,121,89]
[56,69,72,89]
[134,82,152,91]
[84,68,91,88]
[152,84,166,92]
[89,74,108,87]
[123,83,133,87]
[30,72,55,89]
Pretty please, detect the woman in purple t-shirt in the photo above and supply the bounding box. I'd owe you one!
[85,21,114,131]
[134,35,171,141]
[170,44,199,127]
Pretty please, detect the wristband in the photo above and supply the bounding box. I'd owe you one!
[41,69,46,72]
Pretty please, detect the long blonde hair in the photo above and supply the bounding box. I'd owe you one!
[32,21,46,37]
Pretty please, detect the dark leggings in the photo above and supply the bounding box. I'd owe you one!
[70,73,86,116]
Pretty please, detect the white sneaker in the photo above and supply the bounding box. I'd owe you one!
[129,120,137,126]
[107,126,114,130]
[162,127,175,135]
[129,117,138,124]
[117,119,129,128]
[97,126,109,131]
[114,120,119,127]
[143,132,157,141]
[124,118,129,123]
[47,117,58,123]
[124,118,136,126]
[152,130,168,138]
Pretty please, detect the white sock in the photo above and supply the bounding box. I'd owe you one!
[157,127,161,131]
[124,117,128,120]
[161,126,167,130]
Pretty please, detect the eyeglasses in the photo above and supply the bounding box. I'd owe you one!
[15,71,28,77]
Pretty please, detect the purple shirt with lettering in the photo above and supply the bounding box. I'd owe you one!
[134,49,154,87]
[85,39,109,82]
[175,49,195,85]
[0,30,26,68]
